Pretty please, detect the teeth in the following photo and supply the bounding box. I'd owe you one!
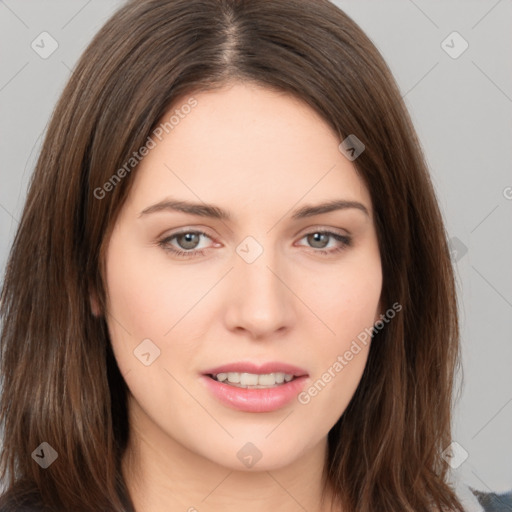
[213,372,296,387]
[254,373,276,386]
[241,373,259,386]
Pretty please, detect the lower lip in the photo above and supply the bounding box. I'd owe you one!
[200,375,309,413]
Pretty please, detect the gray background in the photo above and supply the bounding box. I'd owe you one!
[0,0,511,508]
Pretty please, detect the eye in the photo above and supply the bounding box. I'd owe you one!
[157,229,352,259]
[296,230,352,256]
[157,230,214,258]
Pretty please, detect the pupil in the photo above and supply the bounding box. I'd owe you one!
[179,233,199,249]
[309,233,328,248]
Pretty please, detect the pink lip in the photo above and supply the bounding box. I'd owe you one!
[202,361,308,377]
[200,374,309,413]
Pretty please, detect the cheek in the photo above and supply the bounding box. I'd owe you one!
[105,240,209,341]
[295,249,381,394]
[298,250,382,339]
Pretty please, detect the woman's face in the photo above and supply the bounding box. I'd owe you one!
[101,82,382,472]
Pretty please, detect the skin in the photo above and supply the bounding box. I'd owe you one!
[96,81,383,512]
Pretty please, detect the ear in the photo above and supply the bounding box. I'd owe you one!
[89,289,102,317]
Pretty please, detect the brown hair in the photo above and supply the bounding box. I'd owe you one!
[0,0,464,510]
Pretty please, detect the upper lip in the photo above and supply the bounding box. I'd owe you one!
[202,362,309,377]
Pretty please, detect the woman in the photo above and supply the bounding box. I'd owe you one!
[0,0,468,510]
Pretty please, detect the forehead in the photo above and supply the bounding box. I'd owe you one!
[126,83,372,219]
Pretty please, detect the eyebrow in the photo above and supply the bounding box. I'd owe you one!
[138,197,369,220]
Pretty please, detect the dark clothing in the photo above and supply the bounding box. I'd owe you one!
[1,487,511,511]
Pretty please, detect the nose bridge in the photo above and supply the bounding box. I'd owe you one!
[238,236,285,306]
[225,234,294,336]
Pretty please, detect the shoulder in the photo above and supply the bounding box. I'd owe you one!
[471,487,512,512]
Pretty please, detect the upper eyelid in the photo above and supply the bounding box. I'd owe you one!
[164,225,350,239]
[295,225,351,238]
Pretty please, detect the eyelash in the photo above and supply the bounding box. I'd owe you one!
[157,229,352,259]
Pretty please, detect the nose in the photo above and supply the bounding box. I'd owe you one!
[223,247,296,339]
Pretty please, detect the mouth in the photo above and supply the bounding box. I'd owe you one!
[206,371,299,389]
[201,362,309,390]
[200,365,310,413]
